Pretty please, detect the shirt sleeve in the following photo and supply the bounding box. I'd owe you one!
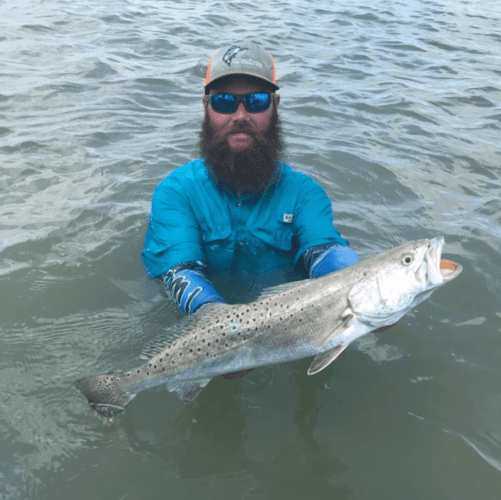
[293,176,349,264]
[142,175,206,278]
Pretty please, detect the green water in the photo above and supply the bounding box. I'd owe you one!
[1,0,500,498]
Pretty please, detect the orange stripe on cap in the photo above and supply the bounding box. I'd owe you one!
[270,54,277,84]
[205,51,217,87]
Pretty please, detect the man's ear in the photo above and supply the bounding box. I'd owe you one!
[274,94,280,108]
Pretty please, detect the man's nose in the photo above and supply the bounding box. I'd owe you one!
[234,101,248,119]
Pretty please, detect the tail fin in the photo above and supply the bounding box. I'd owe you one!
[76,371,135,417]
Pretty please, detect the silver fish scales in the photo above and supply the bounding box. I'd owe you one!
[76,237,462,417]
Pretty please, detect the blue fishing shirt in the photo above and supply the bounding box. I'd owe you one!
[142,159,349,302]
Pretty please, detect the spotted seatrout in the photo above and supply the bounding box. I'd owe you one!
[76,237,462,417]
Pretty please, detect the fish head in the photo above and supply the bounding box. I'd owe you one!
[412,236,462,293]
[348,237,462,327]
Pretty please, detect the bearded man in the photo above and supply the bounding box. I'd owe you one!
[142,41,359,318]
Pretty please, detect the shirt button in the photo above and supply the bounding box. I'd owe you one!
[237,201,243,207]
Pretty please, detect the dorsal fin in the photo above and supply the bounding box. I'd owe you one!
[256,279,309,300]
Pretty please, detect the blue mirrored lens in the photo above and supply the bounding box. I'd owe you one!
[210,93,272,114]
[211,94,238,113]
[246,93,271,112]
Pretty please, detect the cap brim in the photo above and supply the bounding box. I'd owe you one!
[205,73,279,93]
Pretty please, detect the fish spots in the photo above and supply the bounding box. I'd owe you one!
[144,298,299,371]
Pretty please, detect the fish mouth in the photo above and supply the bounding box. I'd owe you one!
[425,237,462,285]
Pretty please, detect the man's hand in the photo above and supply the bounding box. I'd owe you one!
[163,261,225,315]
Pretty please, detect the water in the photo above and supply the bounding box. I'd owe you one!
[1,0,500,498]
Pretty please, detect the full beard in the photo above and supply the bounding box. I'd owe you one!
[199,109,284,193]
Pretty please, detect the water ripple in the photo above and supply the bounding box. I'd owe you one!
[1,0,501,498]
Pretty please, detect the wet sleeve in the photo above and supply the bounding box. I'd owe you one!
[162,261,225,315]
[304,243,360,278]
[293,177,350,265]
[142,176,206,278]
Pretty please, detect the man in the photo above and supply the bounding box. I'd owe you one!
[142,41,359,318]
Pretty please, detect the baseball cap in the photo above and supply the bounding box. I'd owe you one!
[204,41,279,93]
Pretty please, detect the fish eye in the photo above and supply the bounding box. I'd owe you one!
[401,253,414,266]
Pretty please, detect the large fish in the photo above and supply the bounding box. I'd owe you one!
[77,237,461,417]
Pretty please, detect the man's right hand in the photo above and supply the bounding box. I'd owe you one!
[162,261,225,315]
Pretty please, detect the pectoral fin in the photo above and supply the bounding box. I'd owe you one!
[318,308,354,349]
[308,345,348,376]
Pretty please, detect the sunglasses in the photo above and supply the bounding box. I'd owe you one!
[207,92,275,114]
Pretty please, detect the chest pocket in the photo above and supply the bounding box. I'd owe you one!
[246,173,299,254]
[250,219,297,254]
[199,219,234,272]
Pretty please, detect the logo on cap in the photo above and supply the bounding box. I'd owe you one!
[223,45,249,66]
